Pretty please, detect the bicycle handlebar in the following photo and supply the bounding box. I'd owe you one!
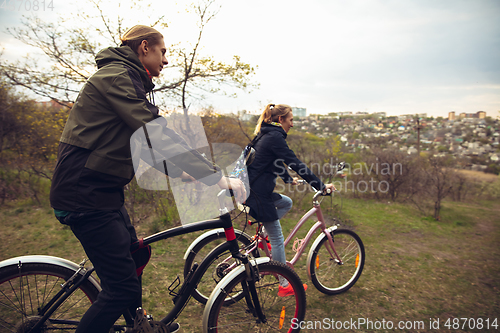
[294,161,345,199]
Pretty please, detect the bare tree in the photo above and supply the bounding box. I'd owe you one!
[357,148,425,202]
[423,155,456,220]
[0,0,257,111]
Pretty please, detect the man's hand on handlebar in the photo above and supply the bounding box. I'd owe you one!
[217,177,247,204]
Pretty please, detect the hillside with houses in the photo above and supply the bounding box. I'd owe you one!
[291,111,499,174]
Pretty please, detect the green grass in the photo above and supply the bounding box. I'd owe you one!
[1,197,499,332]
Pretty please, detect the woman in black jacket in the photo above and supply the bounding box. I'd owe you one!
[245,104,335,296]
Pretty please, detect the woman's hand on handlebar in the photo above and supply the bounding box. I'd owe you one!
[323,183,336,195]
[217,177,247,204]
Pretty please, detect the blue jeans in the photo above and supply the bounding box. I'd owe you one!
[262,194,293,265]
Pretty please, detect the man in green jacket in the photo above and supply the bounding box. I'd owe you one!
[50,25,244,333]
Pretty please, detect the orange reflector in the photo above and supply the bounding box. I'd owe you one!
[279,306,285,329]
[355,254,359,268]
[316,255,320,269]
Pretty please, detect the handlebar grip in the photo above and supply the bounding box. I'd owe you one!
[321,189,332,196]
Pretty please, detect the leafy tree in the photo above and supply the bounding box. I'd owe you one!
[485,164,500,175]
[437,145,449,153]
[0,0,257,113]
[201,110,252,147]
[0,79,67,204]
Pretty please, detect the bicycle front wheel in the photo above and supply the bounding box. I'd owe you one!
[204,260,306,333]
[308,228,365,295]
[184,229,257,305]
[0,262,99,332]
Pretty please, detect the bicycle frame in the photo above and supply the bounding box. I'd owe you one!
[213,191,343,279]
[282,191,342,268]
[11,210,269,332]
[140,213,246,326]
[140,212,270,326]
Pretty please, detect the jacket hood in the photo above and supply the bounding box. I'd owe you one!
[95,46,154,92]
[259,122,287,139]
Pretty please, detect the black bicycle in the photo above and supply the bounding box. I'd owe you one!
[0,191,306,332]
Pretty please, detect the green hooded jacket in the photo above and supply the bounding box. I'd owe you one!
[59,45,220,181]
[51,46,221,211]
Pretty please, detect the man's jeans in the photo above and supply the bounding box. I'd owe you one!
[56,206,141,333]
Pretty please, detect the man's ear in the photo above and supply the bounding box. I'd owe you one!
[139,40,149,55]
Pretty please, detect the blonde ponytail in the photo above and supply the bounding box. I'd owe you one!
[120,25,164,55]
[254,104,292,135]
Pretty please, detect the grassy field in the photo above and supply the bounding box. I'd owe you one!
[1,194,499,332]
[458,170,499,182]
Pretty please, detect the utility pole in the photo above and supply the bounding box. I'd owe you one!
[415,115,423,155]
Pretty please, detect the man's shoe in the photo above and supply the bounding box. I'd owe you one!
[278,283,307,297]
[257,239,272,252]
[132,308,153,333]
[133,308,179,333]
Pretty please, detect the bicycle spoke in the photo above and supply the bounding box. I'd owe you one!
[26,275,35,316]
[0,264,99,332]
[1,281,23,315]
[54,293,90,320]
[0,319,16,332]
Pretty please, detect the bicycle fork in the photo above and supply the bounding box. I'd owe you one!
[323,230,343,265]
[235,253,267,324]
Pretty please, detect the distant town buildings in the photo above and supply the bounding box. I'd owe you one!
[398,113,427,120]
[449,111,486,121]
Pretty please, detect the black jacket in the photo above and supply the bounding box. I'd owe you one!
[245,123,325,222]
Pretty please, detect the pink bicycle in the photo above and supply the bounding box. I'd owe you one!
[184,168,365,304]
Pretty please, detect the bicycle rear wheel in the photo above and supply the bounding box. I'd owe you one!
[204,260,306,333]
[0,262,99,332]
[308,228,365,295]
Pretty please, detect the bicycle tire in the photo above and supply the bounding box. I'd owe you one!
[0,262,99,332]
[184,230,257,304]
[203,260,306,333]
[308,228,365,295]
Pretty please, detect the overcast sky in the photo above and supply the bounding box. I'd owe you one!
[1,0,499,118]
